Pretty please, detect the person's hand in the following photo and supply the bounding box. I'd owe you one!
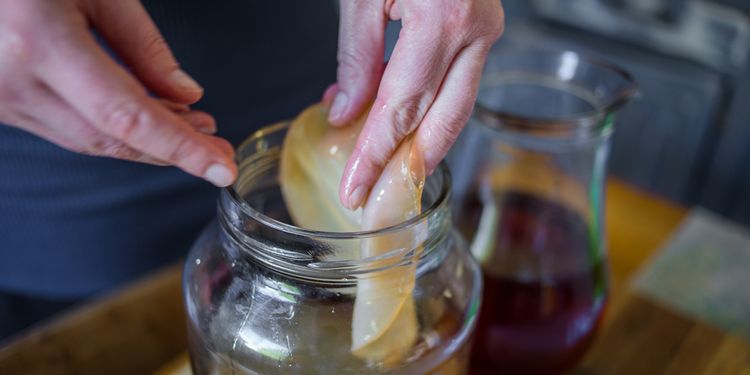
[0,0,236,186]
[328,0,504,209]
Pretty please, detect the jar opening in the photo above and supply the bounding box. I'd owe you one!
[475,48,637,137]
[218,122,453,281]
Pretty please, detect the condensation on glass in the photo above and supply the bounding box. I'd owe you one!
[183,123,482,374]
[449,47,637,374]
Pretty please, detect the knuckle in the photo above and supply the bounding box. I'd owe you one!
[403,12,426,32]
[480,2,505,42]
[444,0,504,43]
[0,26,33,67]
[90,139,139,160]
[487,13,505,41]
[140,29,174,66]
[98,100,152,141]
[382,94,428,138]
[427,119,464,160]
[393,106,420,137]
[444,2,473,32]
[213,137,234,154]
[164,135,194,166]
[438,117,465,144]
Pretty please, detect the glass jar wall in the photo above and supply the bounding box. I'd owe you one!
[449,48,637,374]
[184,123,482,374]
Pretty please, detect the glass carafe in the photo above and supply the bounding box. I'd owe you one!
[183,123,482,374]
[449,48,637,374]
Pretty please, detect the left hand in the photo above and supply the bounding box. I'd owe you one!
[327,0,504,209]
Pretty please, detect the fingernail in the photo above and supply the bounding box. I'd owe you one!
[205,163,233,187]
[185,117,216,134]
[329,92,348,122]
[196,123,217,134]
[347,185,367,210]
[198,127,216,135]
[169,69,203,92]
[322,83,339,105]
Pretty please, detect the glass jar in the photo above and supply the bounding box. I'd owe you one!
[449,48,637,374]
[184,122,482,374]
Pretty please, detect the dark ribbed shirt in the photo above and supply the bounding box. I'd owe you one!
[0,0,338,298]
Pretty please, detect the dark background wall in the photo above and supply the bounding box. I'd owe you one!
[391,0,750,226]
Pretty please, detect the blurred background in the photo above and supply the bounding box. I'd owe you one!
[501,0,750,226]
[390,0,750,225]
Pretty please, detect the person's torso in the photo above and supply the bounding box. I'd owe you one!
[0,0,338,298]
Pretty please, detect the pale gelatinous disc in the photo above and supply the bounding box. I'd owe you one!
[279,103,364,233]
[279,103,425,367]
[351,139,425,366]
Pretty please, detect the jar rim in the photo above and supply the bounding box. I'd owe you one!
[225,121,452,240]
[218,122,454,280]
[474,48,638,135]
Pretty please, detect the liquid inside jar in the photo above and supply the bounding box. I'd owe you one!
[186,105,482,375]
[462,190,607,374]
[187,185,474,374]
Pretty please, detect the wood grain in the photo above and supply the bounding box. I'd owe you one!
[605,178,687,287]
[0,264,187,375]
[576,178,750,375]
[1,180,748,375]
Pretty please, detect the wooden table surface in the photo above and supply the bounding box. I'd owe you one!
[577,181,750,375]
[1,179,748,375]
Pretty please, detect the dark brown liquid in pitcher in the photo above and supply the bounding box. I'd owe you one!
[462,190,607,374]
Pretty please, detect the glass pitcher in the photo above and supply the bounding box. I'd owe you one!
[183,123,483,374]
[449,48,637,374]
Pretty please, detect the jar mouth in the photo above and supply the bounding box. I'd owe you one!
[225,122,452,240]
[475,48,638,135]
[218,122,453,280]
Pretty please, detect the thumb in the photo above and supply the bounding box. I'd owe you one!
[85,0,203,104]
[329,0,387,126]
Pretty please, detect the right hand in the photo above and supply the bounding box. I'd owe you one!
[328,0,504,209]
[0,0,237,187]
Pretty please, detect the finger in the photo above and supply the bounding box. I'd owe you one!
[329,0,387,126]
[177,110,216,135]
[15,121,163,164]
[19,87,167,165]
[0,76,99,156]
[339,19,462,209]
[155,99,216,134]
[85,0,203,104]
[157,98,190,113]
[3,112,84,154]
[322,83,339,106]
[36,22,236,187]
[416,42,492,175]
